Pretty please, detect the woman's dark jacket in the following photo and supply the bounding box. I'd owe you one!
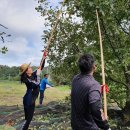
[23,60,45,108]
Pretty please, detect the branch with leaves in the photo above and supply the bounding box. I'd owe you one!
[0,24,11,54]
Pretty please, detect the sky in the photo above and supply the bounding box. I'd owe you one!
[0,0,61,67]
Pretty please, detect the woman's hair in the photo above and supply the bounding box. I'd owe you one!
[20,68,35,83]
[20,68,29,83]
[78,54,95,74]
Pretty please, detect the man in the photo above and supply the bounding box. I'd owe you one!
[39,74,53,105]
[71,54,110,130]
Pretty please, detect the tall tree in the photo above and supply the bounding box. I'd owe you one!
[36,0,130,121]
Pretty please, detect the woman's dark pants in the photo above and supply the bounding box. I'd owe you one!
[22,103,35,130]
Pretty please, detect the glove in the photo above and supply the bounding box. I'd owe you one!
[43,50,48,58]
[101,84,109,94]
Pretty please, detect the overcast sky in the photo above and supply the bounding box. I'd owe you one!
[0,0,61,67]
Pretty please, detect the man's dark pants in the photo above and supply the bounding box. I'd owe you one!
[39,90,44,105]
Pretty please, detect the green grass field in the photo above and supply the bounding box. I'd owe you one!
[0,80,70,106]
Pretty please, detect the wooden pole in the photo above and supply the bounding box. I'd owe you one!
[40,0,67,67]
[96,9,108,119]
[46,0,67,50]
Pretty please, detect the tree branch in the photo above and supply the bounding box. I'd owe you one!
[0,24,8,29]
[100,17,123,63]
[107,75,128,88]
[114,16,129,35]
[112,98,124,110]
[60,24,80,53]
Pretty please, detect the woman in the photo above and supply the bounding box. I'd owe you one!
[20,51,47,130]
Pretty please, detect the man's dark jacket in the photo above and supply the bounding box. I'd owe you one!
[71,74,109,130]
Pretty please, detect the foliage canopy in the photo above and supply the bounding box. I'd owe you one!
[36,0,130,109]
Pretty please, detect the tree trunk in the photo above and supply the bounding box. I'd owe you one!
[123,65,130,124]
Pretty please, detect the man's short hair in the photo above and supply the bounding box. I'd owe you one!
[78,54,95,74]
[44,74,48,77]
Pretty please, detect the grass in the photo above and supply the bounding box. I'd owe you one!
[0,80,70,106]
[56,85,71,91]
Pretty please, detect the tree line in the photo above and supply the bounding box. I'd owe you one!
[0,65,49,81]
